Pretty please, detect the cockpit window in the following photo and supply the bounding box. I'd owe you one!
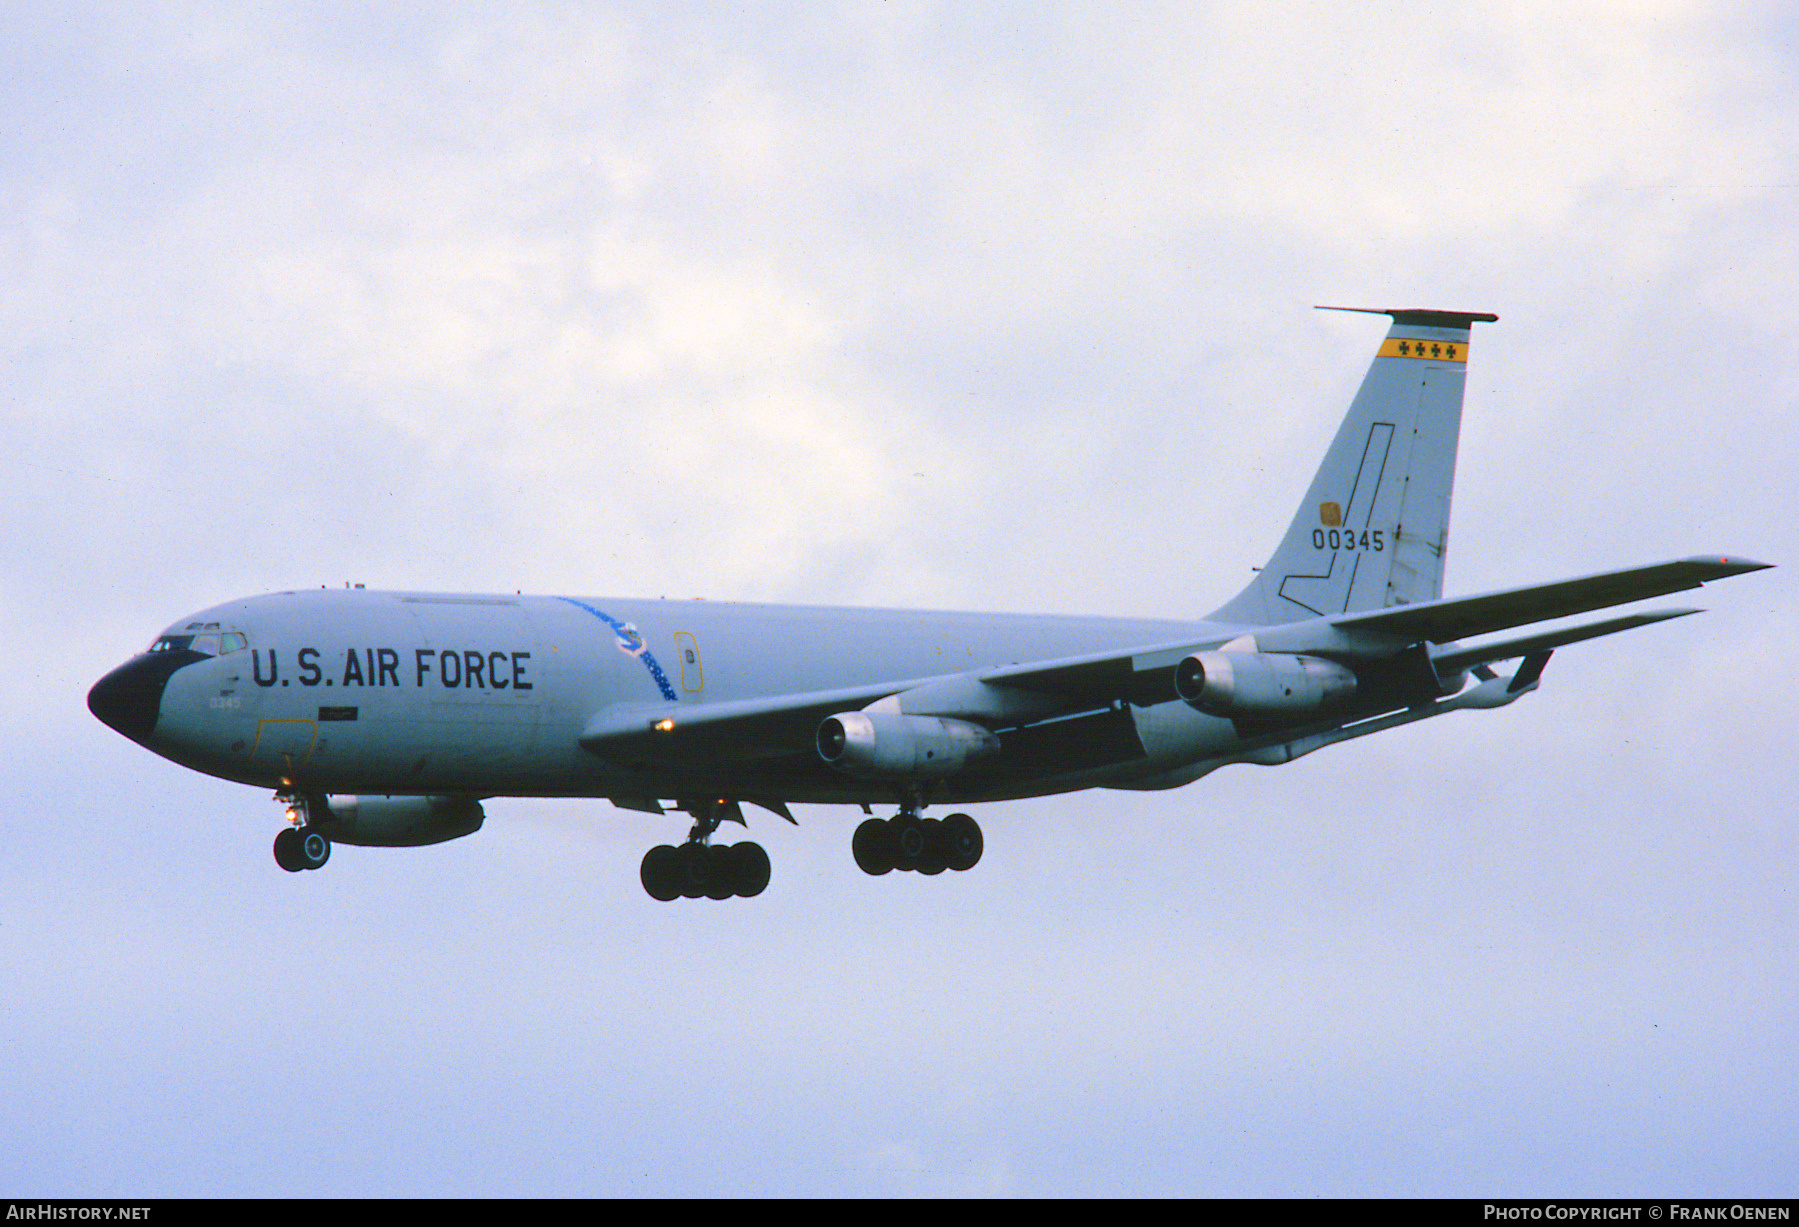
[147,630,248,655]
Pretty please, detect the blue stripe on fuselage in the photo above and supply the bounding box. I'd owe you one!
[558,597,680,702]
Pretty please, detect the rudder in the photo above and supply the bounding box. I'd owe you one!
[1209,307,1497,626]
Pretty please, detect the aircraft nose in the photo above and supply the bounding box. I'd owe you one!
[88,652,197,743]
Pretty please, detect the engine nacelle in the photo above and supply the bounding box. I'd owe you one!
[817,711,1001,780]
[322,795,485,847]
[1175,651,1357,717]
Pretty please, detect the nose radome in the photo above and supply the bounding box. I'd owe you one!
[88,652,201,743]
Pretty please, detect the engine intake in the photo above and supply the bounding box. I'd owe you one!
[817,711,1000,780]
[1175,651,1357,717]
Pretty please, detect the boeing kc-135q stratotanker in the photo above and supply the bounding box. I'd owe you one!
[88,308,1771,899]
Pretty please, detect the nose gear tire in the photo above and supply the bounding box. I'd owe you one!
[273,827,305,872]
[298,829,331,870]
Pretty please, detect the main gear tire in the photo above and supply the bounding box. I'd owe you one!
[890,815,927,871]
[916,818,948,875]
[853,818,895,876]
[730,842,771,897]
[641,844,681,901]
[675,842,708,899]
[705,844,738,900]
[943,813,983,872]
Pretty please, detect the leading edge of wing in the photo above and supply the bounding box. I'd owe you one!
[1330,555,1771,644]
[579,675,954,757]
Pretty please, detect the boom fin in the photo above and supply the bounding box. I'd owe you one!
[1210,307,1498,626]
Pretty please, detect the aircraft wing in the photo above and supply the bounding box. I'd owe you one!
[1329,555,1769,643]
[578,555,1769,765]
[578,635,1225,763]
[970,555,1770,701]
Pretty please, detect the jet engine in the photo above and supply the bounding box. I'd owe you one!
[817,711,1001,780]
[322,795,485,847]
[1175,651,1357,717]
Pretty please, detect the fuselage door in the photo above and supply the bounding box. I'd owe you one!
[673,631,704,693]
[251,718,317,781]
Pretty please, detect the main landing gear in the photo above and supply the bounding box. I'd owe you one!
[272,791,331,873]
[852,807,982,876]
[640,800,770,901]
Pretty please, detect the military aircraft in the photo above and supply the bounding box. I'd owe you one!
[88,307,1770,900]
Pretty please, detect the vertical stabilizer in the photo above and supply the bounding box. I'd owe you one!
[1209,308,1497,626]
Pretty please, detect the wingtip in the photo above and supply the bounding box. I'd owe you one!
[1689,555,1775,576]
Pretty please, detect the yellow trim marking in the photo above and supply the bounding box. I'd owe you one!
[1379,337,1468,362]
[252,718,318,768]
[673,630,704,692]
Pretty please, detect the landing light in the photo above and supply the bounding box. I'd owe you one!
[655,719,675,732]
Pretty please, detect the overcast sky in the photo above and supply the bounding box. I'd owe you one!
[4,1,1795,1196]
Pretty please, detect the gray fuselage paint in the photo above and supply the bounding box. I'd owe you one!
[138,588,1245,806]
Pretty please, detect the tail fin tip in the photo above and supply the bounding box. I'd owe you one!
[1316,305,1499,329]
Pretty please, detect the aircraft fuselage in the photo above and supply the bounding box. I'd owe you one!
[94,587,1242,806]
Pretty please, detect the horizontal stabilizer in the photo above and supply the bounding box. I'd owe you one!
[1316,305,1499,329]
[1333,556,1769,644]
[1430,608,1700,675]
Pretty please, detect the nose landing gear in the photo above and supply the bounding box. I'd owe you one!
[272,792,331,872]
